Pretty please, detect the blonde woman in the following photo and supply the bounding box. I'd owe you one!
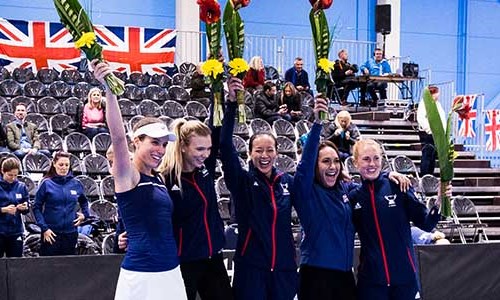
[79,87,108,139]
[159,119,232,300]
[243,56,265,92]
[323,110,360,161]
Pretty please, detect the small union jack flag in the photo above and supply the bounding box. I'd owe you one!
[93,24,176,74]
[0,18,81,72]
[485,109,500,152]
[455,94,478,138]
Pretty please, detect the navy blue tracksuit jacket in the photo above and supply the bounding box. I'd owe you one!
[165,125,225,262]
[0,178,29,236]
[220,102,296,272]
[348,173,440,287]
[293,122,356,271]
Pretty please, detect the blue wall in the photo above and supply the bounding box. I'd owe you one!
[1,0,499,104]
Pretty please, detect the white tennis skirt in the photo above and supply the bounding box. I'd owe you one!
[114,266,187,300]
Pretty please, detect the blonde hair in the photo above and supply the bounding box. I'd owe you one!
[334,110,352,128]
[249,56,263,70]
[352,139,382,162]
[159,119,211,190]
[87,87,102,109]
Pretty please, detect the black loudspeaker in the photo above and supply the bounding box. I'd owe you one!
[376,4,391,34]
[403,63,419,78]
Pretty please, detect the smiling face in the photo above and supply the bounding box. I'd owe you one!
[315,145,341,188]
[54,157,70,176]
[354,140,383,181]
[134,135,169,170]
[181,134,212,172]
[89,90,102,106]
[250,134,277,178]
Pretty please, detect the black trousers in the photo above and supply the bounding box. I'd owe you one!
[0,234,23,257]
[299,265,356,300]
[419,131,436,176]
[180,253,233,300]
[39,231,78,256]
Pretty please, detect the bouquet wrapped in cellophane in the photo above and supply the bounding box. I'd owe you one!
[309,0,334,120]
[423,87,462,217]
[223,0,250,124]
[54,0,124,95]
[198,0,224,126]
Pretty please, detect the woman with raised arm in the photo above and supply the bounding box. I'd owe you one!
[158,118,232,300]
[220,77,297,300]
[293,96,410,300]
[91,60,186,300]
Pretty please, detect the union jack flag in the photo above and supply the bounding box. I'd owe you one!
[485,109,500,152]
[93,24,176,74]
[455,94,478,138]
[0,18,81,72]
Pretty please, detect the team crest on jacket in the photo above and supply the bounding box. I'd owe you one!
[385,194,397,207]
[171,184,180,191]
[280,183,290,196]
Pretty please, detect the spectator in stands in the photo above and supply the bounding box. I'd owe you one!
[293,97,409,300]
[243,56,265,93]
[6,103,50,159]
[417,86,444,176]
[0,157,29,258]
[285,57,312,96]
[323,110,360,161]
[76,87,108,140]
[411,226,450,245]
[158,119,232,300]
[33,151,90,256]
[349,139,451,300]
[254,81,289,124]
[331,49,359,105]
[279,82,303,123]
[360,48,392,106]
[220,76,298,300]
[0,124,8,153]
[190,63,211,99]
[91,60,187,300]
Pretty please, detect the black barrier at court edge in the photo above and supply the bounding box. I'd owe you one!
[0,259,7,299]
[1,244,500,300]
[4,254,122,300]
[417,243,500,300]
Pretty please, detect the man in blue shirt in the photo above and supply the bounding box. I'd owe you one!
[360,48,392,106]
[285,57,312,96]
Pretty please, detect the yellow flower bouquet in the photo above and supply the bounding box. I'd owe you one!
[54,0,124,95]
[201,58,225,126]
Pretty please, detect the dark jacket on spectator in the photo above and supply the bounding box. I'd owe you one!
[190,72,211,99]
[0,178,29,236]
[254,91,279,120]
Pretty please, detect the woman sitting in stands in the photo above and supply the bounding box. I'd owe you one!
[77,87,108,139]
[33,151,90,256]
[91,60,187,300]
[243,56,265,93]
[0,157,29,257]
[323,110,360,161]
[279,82,303,123]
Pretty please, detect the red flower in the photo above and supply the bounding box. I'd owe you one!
[231,0,250,10]
[309,0,333,10]
[198,0,221,24]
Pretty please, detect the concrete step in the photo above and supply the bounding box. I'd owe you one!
[436,168,500,177]
[351,111,391,121]
[362,134,419,142]
[413,159,490,169]
[386,150,476,159]
[409,143,465,151]
[453,186,500,194]
[354,119,416,129]
[359,128,417,135]
[463,177,500,187]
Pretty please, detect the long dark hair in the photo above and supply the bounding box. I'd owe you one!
[315,140,348,186]
[45,151,72,178]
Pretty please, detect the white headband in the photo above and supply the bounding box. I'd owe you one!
[133,122,176,141]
